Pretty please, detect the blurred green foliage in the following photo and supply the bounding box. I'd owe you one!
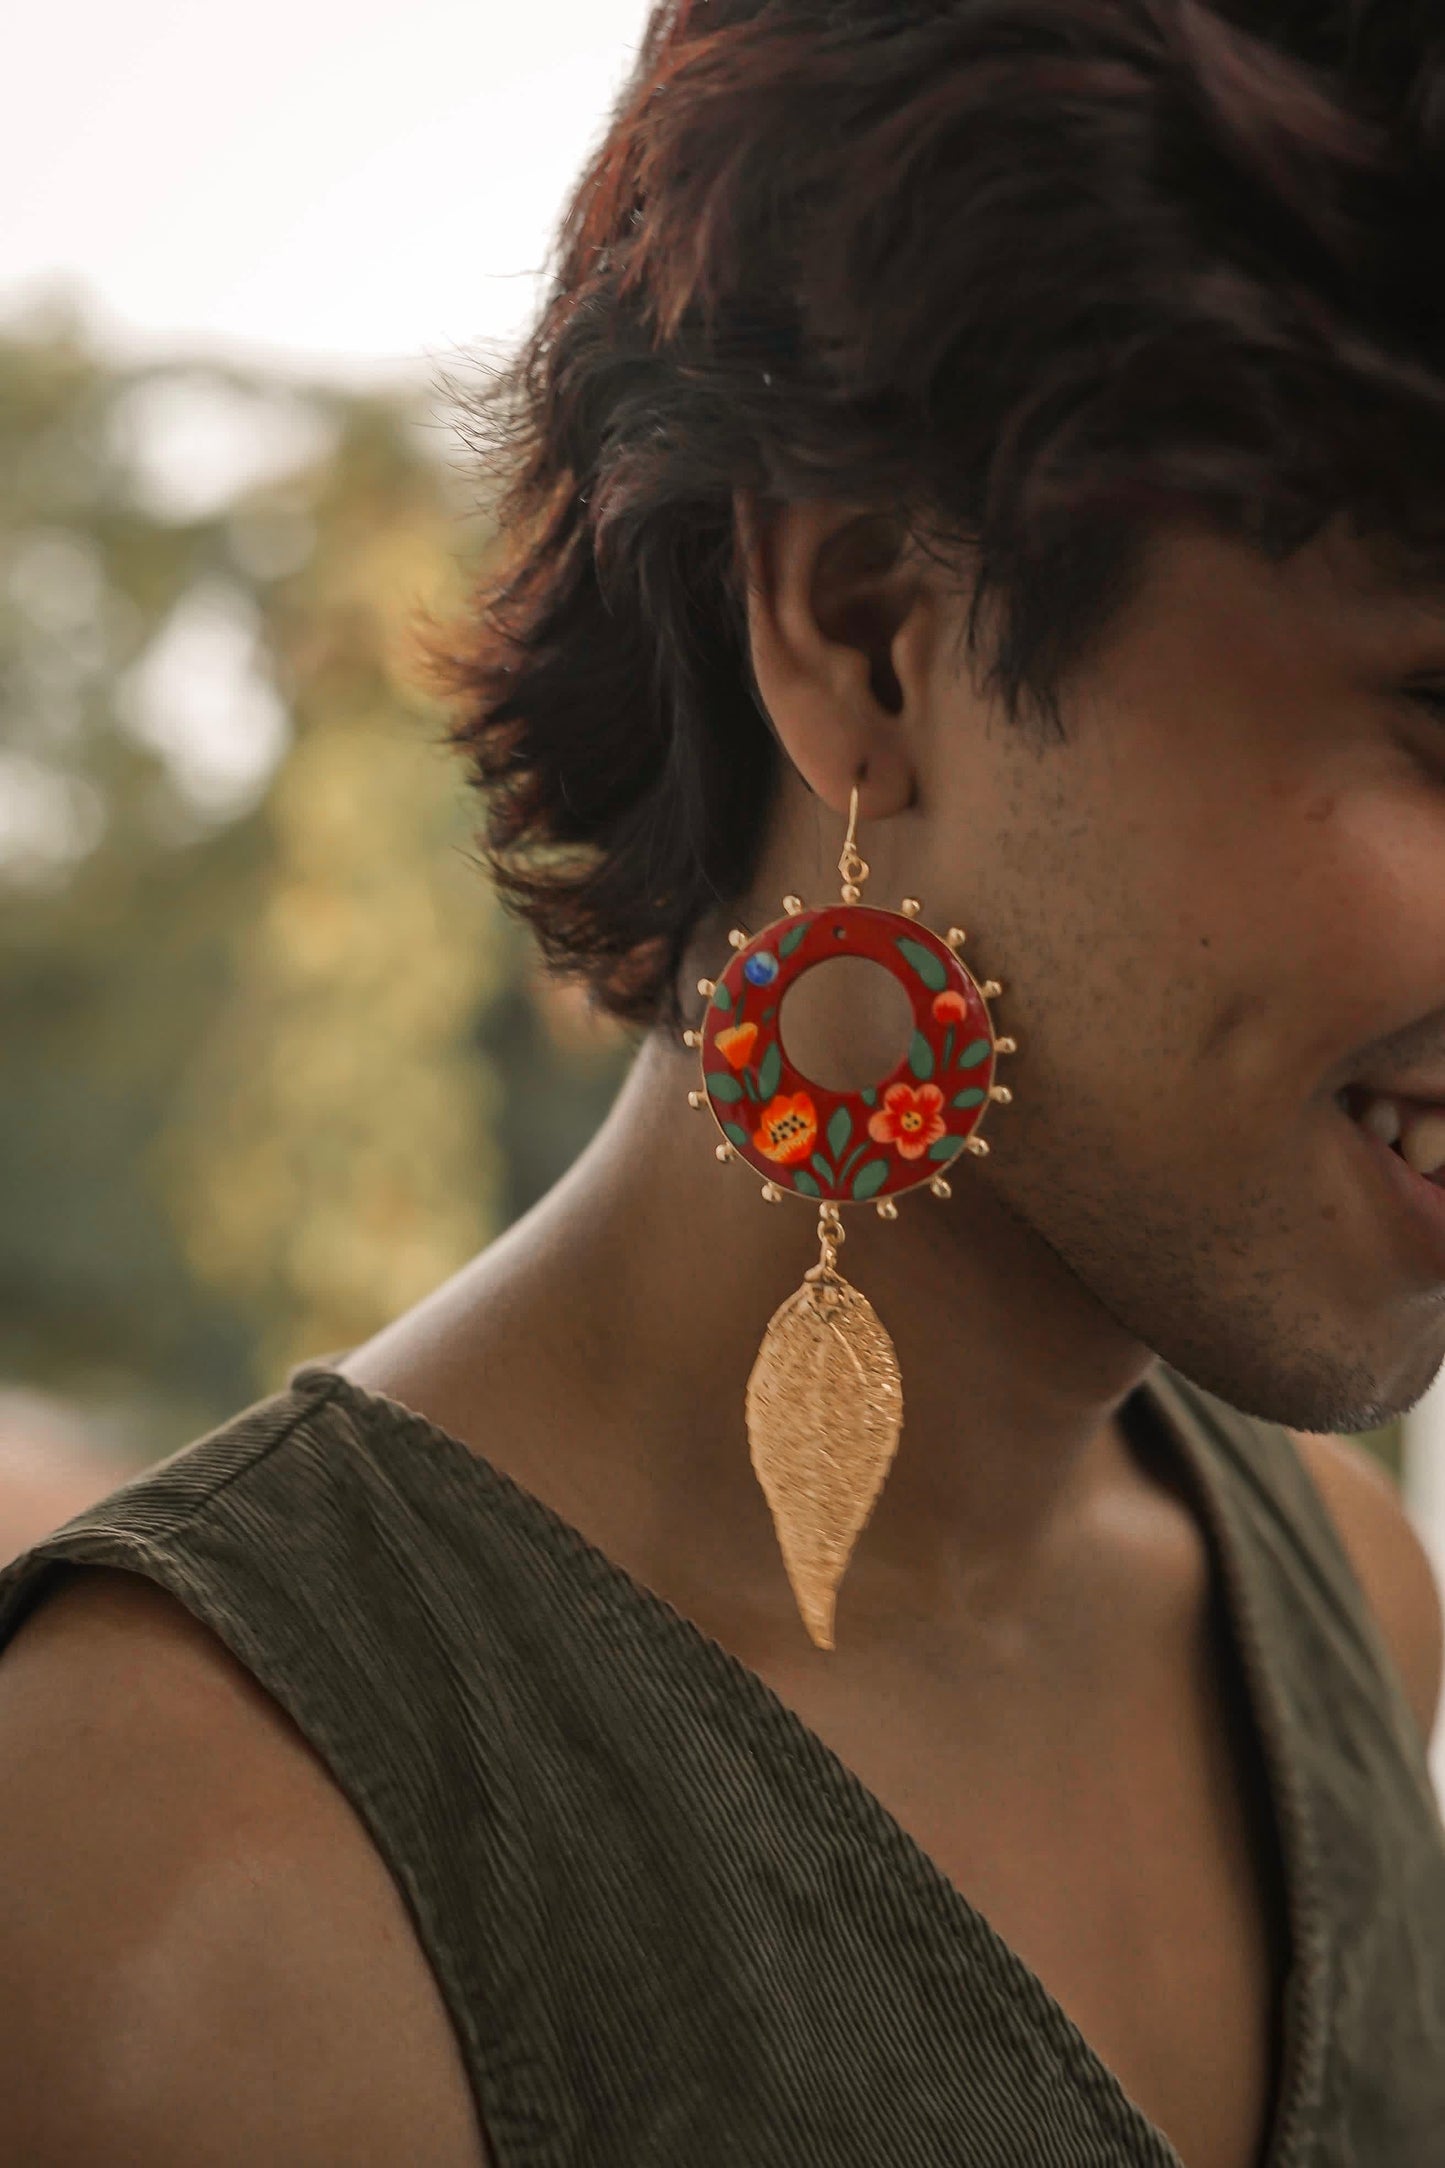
[0,303,630,1463]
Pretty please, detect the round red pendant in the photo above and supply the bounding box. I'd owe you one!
[698,904,996,1205]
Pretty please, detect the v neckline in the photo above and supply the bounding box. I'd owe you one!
[296,1355,1326,2168]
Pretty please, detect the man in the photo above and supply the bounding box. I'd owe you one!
[2,4,1443,2163]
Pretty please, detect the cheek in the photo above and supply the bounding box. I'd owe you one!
[1287,790,1445,1034]
[936,767,1218,1149]
[1180,777,1445,1077]
[1028,699,1445,1094]
[927,706,1445,1158]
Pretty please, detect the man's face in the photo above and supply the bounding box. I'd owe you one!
[929,515,1445,1430]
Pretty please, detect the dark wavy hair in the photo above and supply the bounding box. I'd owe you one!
[433,0,1445,1030]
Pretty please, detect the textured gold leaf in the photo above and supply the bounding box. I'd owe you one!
[745,1273,903,1650]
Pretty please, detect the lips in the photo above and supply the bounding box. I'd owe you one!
[1333,1083,1445,1286]
[1341,1089,1445,1183]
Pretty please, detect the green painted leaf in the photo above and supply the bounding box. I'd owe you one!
[723,1122,751,1148]
[908,1029,934,1081]
[850,1157,890,1201]
[793,1168,822,1198]
[778,919,809,958]
[761,1005,776,1023]
[895,935,947,991]
[710,981,732,1011]
[827,1104,852,1158]
[837,1141,870,1187]
[810,1152,835,1187]
[860,1086,877,1106]
[951,1086,987,1109]
[929,1134,965,1161]
[757,1038,782,1101]
[958,1036,991,1068]
[705,1072,744,1101]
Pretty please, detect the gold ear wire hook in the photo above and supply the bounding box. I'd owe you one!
[839,780,868,902]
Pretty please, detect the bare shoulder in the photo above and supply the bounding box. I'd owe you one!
[1290,1430,1444,1749]
[0,1566,488,2167]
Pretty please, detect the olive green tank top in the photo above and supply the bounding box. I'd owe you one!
[1,1358,1441,2165]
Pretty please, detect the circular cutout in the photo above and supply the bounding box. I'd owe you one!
[698,904,996,1205]
[778,954,917,1094]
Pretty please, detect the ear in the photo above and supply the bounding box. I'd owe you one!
[734,491,930,820]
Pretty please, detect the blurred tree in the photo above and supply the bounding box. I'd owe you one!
[0,299,278,1440]
[156,398,508,1383]
[0,300,628,1459]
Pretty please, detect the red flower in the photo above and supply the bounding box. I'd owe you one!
[931,989,969,1025]
[754,1091,818,1165]
[867,1080,946,1160]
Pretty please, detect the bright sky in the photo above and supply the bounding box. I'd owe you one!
[4,0,655,380]
[0,0,658,861]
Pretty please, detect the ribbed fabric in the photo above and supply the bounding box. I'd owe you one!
[1,1359,1442,2165]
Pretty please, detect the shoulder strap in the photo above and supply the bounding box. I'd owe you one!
[1143,1352,1438,1847]
[1145,1366,1445,2154]
[1147,1362,1435,1803]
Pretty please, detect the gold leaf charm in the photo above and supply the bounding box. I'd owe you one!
[745,1270,903,1650]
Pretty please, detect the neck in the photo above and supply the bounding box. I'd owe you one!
[478,1024,1157,1635]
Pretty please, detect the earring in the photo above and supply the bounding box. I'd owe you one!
[682,778,1016,1650]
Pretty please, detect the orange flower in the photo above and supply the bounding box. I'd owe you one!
[867,1080,946,1160]
[931,989,969,1025]
[754,1090,818,1166]
[715,1020,759,1070]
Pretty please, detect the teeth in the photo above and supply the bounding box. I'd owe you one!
[1401,1111,1445,1179]
[1348,1089,1445,1176]
[1358,1094,1403,1148]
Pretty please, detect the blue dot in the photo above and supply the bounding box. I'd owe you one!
[744,951,779,986]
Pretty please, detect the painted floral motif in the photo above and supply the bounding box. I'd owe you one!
[867,1080,947,1160]
[715,1020,759,1070]
[702,904,996,1200]
[754,1090,818,1164]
